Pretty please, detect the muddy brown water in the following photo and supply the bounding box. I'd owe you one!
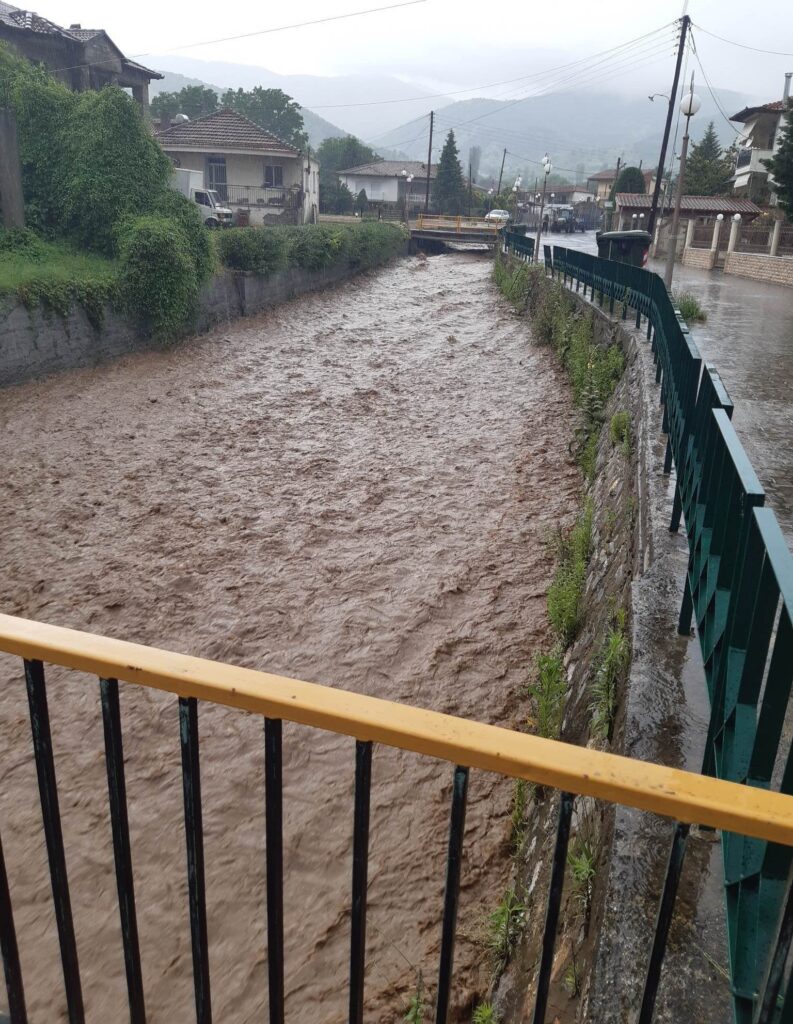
[0,252,579,1023]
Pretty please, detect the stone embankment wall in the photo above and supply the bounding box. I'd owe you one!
[682,246,717,270]
[724,250,793,286]
[1,251,406,388]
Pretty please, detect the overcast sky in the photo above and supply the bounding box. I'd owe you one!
[32,0,793,103]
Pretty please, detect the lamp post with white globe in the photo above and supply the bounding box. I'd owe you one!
[535,154,552,262]
[664,74,701,287]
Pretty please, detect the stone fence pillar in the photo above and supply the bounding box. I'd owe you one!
[770,218,782,258]
[711,215,724,251]
[728,214,742,254]
[684,219,695,248]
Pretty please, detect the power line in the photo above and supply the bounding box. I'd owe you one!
[689,31,742,137]
[692,23,793,58]
[50,0,429,74]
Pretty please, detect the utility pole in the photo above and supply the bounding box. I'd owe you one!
[608,155,622,230]
[424,110,434,214]
[648,13,690,234]
[496,148,507,197]
[468,161,472,217]
[664,73,700,288]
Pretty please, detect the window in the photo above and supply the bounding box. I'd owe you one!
[194,191,210,206]
[206,156,227,200]
[265,165,284,188]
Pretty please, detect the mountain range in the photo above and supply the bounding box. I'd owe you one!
[150,56,761,182]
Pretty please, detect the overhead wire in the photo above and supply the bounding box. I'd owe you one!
[48,0,429,74]
[689,30,742,138]
[691,24,793,59]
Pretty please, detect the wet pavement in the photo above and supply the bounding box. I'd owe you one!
[0,252,580,1023]
[550,229,793,539]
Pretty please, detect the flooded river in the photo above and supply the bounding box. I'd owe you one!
[0,252,579,1023]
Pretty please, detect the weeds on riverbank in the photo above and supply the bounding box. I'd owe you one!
[473,1002,499,1024]
[403,972,426,1023]
[673,290,707,322]
[527,650,566,739]
[487,889,526,971]
[547,499,594,646]
[590,608,629,742]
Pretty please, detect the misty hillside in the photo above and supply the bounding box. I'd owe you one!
[151,71,348,150]
[150,56,436,139]
[375,88,757,182]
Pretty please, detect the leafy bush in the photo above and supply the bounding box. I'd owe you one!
[0,227,47,262]
[152,190,215,283]
[610,410,631,455]
[547,500,593,646]
[117,216,199,339]
[216,227,288,275]
[473,1003,499,1024]
[214,222,406,276]
[591,608,629,741]
[527,650,566,739]
[287,224,349,271]
[673,290,707,323]
[487,889,525,969]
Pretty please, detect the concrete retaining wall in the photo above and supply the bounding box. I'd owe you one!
[1,252,406,388]
[724,250,793,286]
[682,245,717,270]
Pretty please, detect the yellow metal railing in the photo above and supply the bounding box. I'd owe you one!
[2,612,792,843]
[415,214,500,235]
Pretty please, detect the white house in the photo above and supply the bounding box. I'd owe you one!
[337,160,437,206]
[731,73,791,204]
[158,109,319,225]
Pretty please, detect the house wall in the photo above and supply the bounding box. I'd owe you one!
[0,27,83,89]
[340,174,399,203]
[724,251,793,287]
[162,151,302,189]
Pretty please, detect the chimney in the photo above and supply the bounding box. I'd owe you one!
[784,73,792,103]
[69,23,81,29]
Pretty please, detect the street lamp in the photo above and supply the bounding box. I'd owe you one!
[535,154,553,262]
[487,187,494,212]
[664,74,701,287]
[403,173,414,223]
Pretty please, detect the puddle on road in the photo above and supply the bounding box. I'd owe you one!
[0,253,580,1022]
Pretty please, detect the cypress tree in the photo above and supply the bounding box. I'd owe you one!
[764,100,793,219]
[684,122,733,196]
[435,131,467,215]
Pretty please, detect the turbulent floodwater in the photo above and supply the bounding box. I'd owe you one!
[0,252,579,1023]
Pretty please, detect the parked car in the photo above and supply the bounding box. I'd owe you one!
[485,209,511,224]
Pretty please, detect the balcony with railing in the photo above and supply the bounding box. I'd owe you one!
[735,147,774,177]
[224,184,302,210]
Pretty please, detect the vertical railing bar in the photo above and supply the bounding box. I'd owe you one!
[531,791,573,1024]
[0,830,27,1024]
[754,865,793,1024]
[179,696,211,1024]
[637,822,690,1024]
[23,658,84,1024]
[349,740,373,1024]
[264,718,285,1024]
[435,765,469,1024]
[99,678,146,1024]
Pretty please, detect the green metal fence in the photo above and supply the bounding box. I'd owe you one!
[503,230,535,261]
[544,245,793,1024]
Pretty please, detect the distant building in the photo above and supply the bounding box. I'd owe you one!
[731,74,792,205]
[586,167,657,201]
[157,108,319,225]
[0,1,161,109]
[338,160,437,205]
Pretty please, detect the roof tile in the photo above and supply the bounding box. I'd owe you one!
[339,160,437,178]
[158,108,298,156]
[616,193,762,214]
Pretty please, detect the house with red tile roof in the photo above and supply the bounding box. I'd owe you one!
[731,74,791,205]
[157,108,319,225]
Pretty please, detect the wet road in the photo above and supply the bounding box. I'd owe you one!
[554,230,793,539]
[0,253,579,1023]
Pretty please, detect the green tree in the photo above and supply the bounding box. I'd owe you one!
[764,100,793,219]
[610,165,645,200]
[684,121,734,195]
[356,189,368,214]
[152,86,218,121]
[435,130,466,214]
[316,135,380,213]
[221,87,307,149]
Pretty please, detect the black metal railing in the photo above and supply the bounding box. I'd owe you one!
[2,614,793,1024]
[225,184,301,209]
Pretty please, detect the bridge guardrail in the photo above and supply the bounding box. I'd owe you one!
[1,614,793,1023]
[541,244,793,1023]
[415,213,500,235]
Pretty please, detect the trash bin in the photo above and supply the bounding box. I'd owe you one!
[595,230,652,267]
[235,207,251,227]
